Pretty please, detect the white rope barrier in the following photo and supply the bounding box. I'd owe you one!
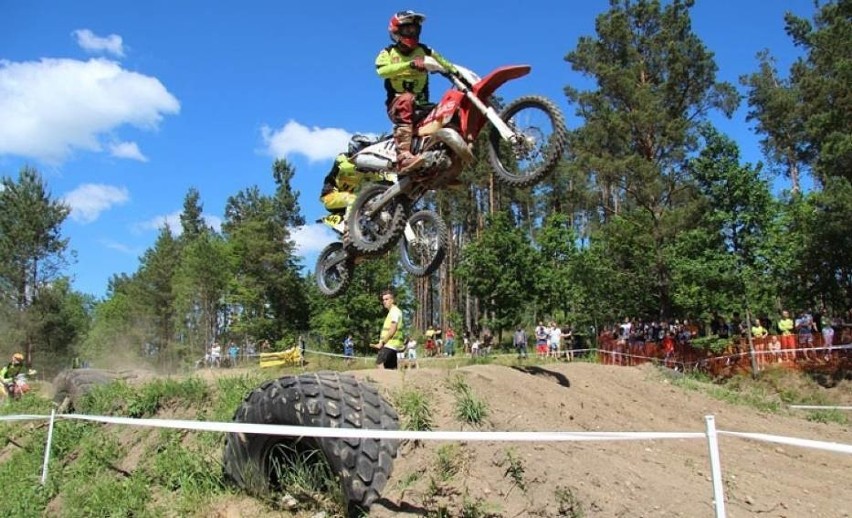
[790,405,852,411]
[4,409,851,518]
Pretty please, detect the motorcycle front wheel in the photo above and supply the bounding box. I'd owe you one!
[348,183,409,256]
[315,242,354,297]
[399,210,447,277]
[487,95,567,189]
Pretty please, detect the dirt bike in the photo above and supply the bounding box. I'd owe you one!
[345,58,567,255]
[315,203,447,297]
[0,370,35,402]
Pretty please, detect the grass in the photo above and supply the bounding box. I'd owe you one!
[267,441,345,514]
[434,444,463,481]
[670,365,849,423]
[392,385,434,431]
[447,374,489,426]
[499,448,527,494]
[554,486,585,517]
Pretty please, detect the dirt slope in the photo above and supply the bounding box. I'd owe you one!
[346,363,851,518]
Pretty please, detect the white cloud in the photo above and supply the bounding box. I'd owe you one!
[289,223,336,256]
[101,239,138,255]
[205,215,223,233]
[261,120,351,162]
[73,29,125,57]
[109,141,148,162]
[0,57,180,164]
[63,184,130,224]
[137,211,222,235]
[137,211,181,234]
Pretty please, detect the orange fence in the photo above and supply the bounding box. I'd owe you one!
[596,332,852,377]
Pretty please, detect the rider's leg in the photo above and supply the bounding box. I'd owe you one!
[321,190,356,242]
[389,93,424,174]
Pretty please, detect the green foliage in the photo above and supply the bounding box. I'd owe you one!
[80,377,209,418]
[447,374,489,426]
[499,448,527,493]
[308,253,400,356]
[173,231,231,354]
[456,212,537,331]
[564,0,739,318]
[434,444,462,481]
[783,0,852,184]
[392,385,434,431]
[148,429,223,495]
[554,486,585,518]
[267,442,345,513]
[62,473,154,518]
[223,179,309,343]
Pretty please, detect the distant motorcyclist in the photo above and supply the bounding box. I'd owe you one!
[320,135,375,218]
[320,135,376,244]
[1,352,26,391]
[375,10,456,174]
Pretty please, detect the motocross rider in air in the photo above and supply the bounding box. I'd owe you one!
[376,10,456,174]
[319,135,374,243]
[1,352,26,390]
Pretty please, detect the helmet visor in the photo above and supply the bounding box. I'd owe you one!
[397,23,421,38]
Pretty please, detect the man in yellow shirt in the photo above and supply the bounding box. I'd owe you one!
[777,310,795,361]
[373,288,403,369]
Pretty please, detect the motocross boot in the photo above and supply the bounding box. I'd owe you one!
[393,125,425,174]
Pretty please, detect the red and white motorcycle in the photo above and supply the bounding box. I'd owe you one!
[345,58,567,255]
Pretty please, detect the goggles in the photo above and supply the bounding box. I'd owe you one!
[397,24,421,37]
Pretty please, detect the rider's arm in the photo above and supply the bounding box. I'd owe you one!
[375,49,414,79]
[428,49,457,74]
[0,365,8,383]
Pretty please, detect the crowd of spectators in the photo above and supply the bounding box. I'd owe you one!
[598,308,852,372]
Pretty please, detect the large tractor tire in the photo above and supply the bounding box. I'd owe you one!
[223,371,399,517]
[52,368,119,412]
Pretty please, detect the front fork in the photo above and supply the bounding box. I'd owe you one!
[448,75,516,141]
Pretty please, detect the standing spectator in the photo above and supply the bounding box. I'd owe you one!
[210,342,222,368]
[471,335,481,357]
[513,326,528,359]
[751,319,768,367]
[343,334,355,363]
[662,331,675,369]
[227,342,239,367]
[820,312,834,360]
[563,325,574,361]
[482,327,494,355]
[777,310,796,361]
[549,321,562,360]
[405,336,419,368]
[445,327,456,356]
[768,335,782,363]
[535,321,548,358]
[372,288,402,369]
[424,335,437,357]
[796,310,816,360]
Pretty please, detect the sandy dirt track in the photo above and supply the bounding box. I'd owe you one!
[341,362,852,518]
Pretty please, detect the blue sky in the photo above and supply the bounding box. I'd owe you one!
[1,0,816,298]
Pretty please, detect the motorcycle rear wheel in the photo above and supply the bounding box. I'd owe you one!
[315,242,354,297]
[487,95,567,188]
[348,183,409,256]
[399,210,447,277]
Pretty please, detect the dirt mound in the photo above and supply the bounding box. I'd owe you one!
[347,363,851,517]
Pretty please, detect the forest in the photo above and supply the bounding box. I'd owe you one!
[1,0,849,371]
